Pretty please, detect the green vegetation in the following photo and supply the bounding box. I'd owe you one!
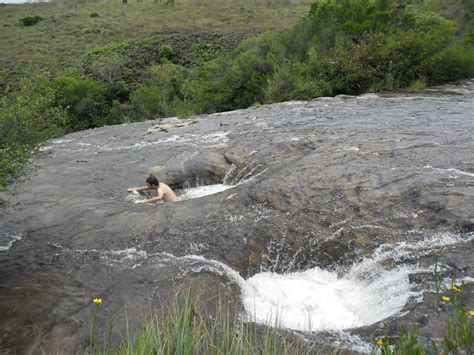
[374,326,426,354]
[0,70,66,191]
[433,283,474,353]
[372,256,474,354]
[1,0,474,192]
[89,293,328,354]
[19,15,43,26]
[87,286,474,354]
[0,0,312,70]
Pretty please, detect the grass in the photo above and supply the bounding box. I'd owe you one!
[408,78,427,93]
[87,285,474,355]
[89,291,331,354]
[0,0,313,71]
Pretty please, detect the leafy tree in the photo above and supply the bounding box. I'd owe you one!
[196,32,282,112]
[0,71,66,191]
[52,70,110,131]
[129,62,196,120]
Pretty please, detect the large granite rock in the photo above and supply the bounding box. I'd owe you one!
[1,81,473,353]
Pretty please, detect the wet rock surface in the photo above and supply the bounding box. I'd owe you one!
[1,81,473,353]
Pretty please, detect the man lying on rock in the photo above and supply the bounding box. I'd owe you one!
[127,175,181,203]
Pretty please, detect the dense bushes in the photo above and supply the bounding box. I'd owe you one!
[264,0,474,97]
[52,70,110,131]
[134,0,474,113]
[0,72,66,190]
[129,62,197,120]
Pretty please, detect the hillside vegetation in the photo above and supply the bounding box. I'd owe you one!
[0,0,313,70]
[1,0,474,191]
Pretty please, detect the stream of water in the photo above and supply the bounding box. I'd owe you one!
[159,232,473,333]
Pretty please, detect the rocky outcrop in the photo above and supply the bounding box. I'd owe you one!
[0,81,473,353]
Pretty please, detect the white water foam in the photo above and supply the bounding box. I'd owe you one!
[240,232,473,332]
[155,252,405,333]
[423,165,474,178]
[179,184,235,200]
[125,191,161,204]
[0,234,23,252]
[242,264,415,331]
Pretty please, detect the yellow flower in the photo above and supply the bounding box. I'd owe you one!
[469,310,474,317]
[451,285,462,293]
[93,298,103,305]
[441,296,451,302]
[376,338,384,346]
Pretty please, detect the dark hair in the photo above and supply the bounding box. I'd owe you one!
[146,175,159,186]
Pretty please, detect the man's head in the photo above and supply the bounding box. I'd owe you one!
[146,175,159,187]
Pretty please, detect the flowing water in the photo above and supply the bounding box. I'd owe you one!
[159,232,472,333]
[178,184,235,200]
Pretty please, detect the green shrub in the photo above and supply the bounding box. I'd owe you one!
[129,63,196,120]
[439,306,474,353]
[408,78,427,92]
[266,60,331,102]
[0,71,66,190]
[192,42,221,63]
[196,32,282,112]
[19,15,43,27]
[90,12,99,18]
[374,326,425,355]
[425,44,474,83]
[52,70,110,131]
[467,20,474,45]
[159,44,175,61]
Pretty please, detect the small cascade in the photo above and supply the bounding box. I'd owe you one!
[163,232,473,333]
[222,163,241,185]
[176,163,268,200]
[222,163,268,186]
[178,184,235,200]
[238,232,473,332]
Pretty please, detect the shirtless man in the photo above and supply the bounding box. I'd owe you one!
[127,175,181,203]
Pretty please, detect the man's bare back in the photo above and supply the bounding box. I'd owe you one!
[127,175,180,204]
[155,182,181,202]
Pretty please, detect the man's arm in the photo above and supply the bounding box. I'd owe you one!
[128,186,150,193]
[138,190,164,204]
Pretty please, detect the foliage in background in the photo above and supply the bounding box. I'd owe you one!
[127,0,474,114]
[52,69,110,131]
[0,0,311,72]
[129,62,197,120]
[19,15,42,27]
[0,71,66,191]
